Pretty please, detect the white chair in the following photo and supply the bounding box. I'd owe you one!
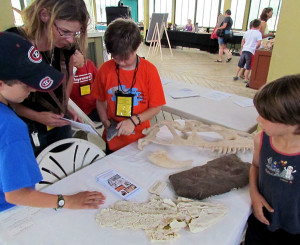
[36,138,106,190]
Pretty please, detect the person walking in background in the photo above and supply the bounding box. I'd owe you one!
[215,9,233,63]
[233,19,262,86]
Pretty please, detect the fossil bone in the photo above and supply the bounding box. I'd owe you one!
[138,120,253,154]
[96,195,227,242]
[148,150,193,168]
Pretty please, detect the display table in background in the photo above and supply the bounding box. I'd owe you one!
[0,125,253,245]
[145,30,243,53]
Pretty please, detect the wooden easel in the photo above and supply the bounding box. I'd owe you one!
[146,22,173,60]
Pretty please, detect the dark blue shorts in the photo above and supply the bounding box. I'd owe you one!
[238,51,253,70]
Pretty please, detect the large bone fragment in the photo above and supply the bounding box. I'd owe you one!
[138,120,253,154]
[96,195,227,242]
[148,150,193,168]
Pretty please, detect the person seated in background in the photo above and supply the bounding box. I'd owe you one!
[233,19,262,86]
[70,49,100,121]
[92,18,166,154]
[185,19,195,32]
[0,32,105,212]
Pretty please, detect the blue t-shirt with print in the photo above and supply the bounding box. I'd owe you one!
[0,103,42,212]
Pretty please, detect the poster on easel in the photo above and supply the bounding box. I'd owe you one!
[146,13,168,42]
[146,13,172,59]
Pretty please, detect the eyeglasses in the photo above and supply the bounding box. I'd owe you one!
[54,22,81,38]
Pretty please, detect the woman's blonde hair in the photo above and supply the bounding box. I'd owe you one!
[22,0,90,56]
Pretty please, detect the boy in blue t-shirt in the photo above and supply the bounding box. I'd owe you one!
[0,32,105,212]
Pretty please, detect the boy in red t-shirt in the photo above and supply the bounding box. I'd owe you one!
[92,18,166,153]
[71,50,100,121]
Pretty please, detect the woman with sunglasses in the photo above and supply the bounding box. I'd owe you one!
[7,0,89,155]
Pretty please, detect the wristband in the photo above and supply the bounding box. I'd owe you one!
[135,114,142,125]
[129,117,137,127]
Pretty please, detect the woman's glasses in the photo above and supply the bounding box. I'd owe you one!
[54,22,81,38]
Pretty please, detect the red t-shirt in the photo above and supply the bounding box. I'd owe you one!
[92,58,166,151]
[70,59,98,115]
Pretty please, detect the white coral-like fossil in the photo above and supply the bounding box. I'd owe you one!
[138,120,253,154]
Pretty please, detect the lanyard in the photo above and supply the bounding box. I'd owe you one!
[115,55,139,94]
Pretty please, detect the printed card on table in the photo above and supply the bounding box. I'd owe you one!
[96,170,141,200]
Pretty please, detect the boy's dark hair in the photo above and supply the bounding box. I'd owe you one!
[254,74,300,134]
[260,7,273,21]
[104,18,142,59]
[225,9,231,15]
[251,19,261,28]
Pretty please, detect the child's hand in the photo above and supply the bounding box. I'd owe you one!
[116,119,135,136]
[65,191,105,209]
[251,191,274,225]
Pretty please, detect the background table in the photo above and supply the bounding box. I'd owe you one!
[145,30,243,53]
[0,125,253,245]
[162,79,258,133]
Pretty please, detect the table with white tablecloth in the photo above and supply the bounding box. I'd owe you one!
[0,125,253,245]
[162,79,258,133]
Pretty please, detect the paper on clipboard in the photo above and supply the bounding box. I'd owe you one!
[61,118,99,136]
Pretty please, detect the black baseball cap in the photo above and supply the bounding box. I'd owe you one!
[0,32,64,91]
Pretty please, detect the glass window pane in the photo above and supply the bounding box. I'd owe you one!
[231,0,246,29]
[95,0,118,23]
[175,0,195,26]
[138,0,144,22]
[196,0,220,28]
[154,0,172,22]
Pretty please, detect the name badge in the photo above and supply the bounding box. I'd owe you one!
[115,91,134,117]
[80,84,91,96]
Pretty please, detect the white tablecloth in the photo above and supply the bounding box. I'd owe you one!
[0,126,253,245]
[162,79,258,133]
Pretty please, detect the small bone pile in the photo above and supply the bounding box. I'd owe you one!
[96,196,227,242]
[138,120,254,154]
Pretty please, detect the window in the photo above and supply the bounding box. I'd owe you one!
[248,0,282,31]
[230,0,247,29]
[138,0,144,23]
[175,0,196,26]
[196,0,220,28]
[10,0,28,26]
[95,0,118,23]
[149,0,172,22]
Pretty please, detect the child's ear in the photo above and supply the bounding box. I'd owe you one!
[40,8,50,23]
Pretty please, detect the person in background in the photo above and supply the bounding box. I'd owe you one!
[233,19,262,86]
[245,74,300,245]
[0,32,105,212]
[6,0,89,155]
[185,19,195,32]
[70,49,100,121]
[215,9,233,63]
[92,18,166,154]
[260,7,275,39]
